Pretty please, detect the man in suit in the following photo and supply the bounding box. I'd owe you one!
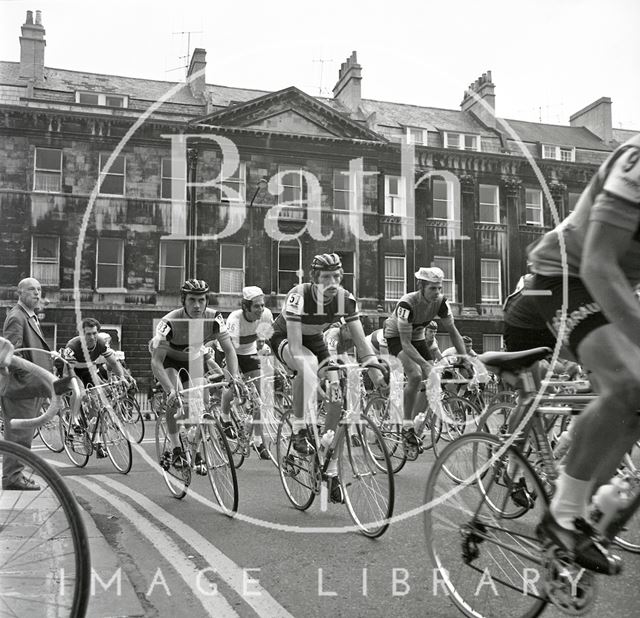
[1,277,52,490]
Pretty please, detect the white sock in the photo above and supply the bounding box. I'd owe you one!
[253,436,263,446]
[551,471,594,531]
[292,417,306,434]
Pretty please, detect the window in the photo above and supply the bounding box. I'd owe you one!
[406,127,426,145]
[39,323,57,352]
[159,240,185,291]
[444,132,481,152]
[278,240,301,294]
[96,238,124,289]
[33,148,62,192]
[385,175,406,216]
[437,333,452,351]
[568,192,581,214]
[432,178,453,220]
[100,325,122,352]
[220,244,244,293]
[220,161,246,203]
[384,256,406,300]
[525,188,543,225]
[99,154,125,196]
[479,184,499,223]
[76,91,128,108]
[483,334,504,352]
[278,167,307,207]
[336,251,355,294]
[481,259,502,303]
[433,256,455,302]
[31,236,60,286]
[333,169,352,210]
[161,157,186,201]
[541,144,575,162]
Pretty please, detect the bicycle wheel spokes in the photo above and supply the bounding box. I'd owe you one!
[59,409,91,468]
[432,396,478,459]
[101,411,132,474]
[0,440,90,617]
[363,395,406,474]
[424,432,548,618]
[261,399,284,466]
[276,411,316,510]
[154,414,189,499]
[201,419,239,516]
[116,398,145,444]
[339,415,394,538]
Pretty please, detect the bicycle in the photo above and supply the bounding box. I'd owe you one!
[276,361,394,538]
[59,379,133,474]
[105,377,145,444]
[423,346,640,617]
[154,371,239,515]
[1,351,90,617]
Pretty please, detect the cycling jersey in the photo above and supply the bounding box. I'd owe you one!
[64,332,113,369]
[529,135,640,284]
[384,291,451,340]
[226,307,274,355]
[324,320,356,356]
[153,307,228,362]
[366,329,387,353]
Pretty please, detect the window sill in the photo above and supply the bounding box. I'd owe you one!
[96,288,127,294]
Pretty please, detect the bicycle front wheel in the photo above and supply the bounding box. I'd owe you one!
[116,397,145,444]
[200,418,239,516]
[431,395,479,459]
[101,410,133,474]
[424,432,548,618]
[59,407,91,468]
[363,395,406,474]
[0,439,91,617]
[339,414,395,538]
[37,399,64,452]
[155,413,190,499]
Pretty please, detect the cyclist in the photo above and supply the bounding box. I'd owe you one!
[383,267,465,447]
[225,286,274,460]
[150,279,239,471]
[522,135,640,574]
[323,320,356,358]
[62,318,128,458]
[365,328,389,356]
[268,253,385,501]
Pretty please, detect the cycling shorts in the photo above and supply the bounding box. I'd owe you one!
[237,354,260,374]
[386,337,432,360]
[269,332,330,367]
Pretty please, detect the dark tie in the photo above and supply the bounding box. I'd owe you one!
[31,314,43,338]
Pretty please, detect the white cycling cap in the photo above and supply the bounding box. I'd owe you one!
[415,267,444,283]
[242,286,265,301]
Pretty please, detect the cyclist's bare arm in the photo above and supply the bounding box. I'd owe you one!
[581,220,640,349]
[398,322,431,371]
[217,332,240,377]
[285,319,307,370]
[441,316,466,355]
[150,345,175,394]
[105,354,126,381]
[347,319,385,387]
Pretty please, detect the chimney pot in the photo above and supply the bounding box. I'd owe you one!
[332,50,362,113]
[35,10,42,25]
[487,70,492,82]
[26,10,33,24]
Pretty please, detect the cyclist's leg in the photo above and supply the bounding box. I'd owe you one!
[397,351,421,422]
[162,367,183,449]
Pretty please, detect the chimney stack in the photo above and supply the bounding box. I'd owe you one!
[19,9,46,82]
[332,51,362,112]
[187,48,207,100]
[460,70,496,129]
[570,97,612,144]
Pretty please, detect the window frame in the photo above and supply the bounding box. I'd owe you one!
[99,153,126,196]
[525,188,544,226]
[158,239,186,292]
[33,147,63,193]
[480,258,502,304]
[478,184,500,224]
[433,256,455,302]
[384,255,406,301]
[336,251,356,296]
[333,169,353,211]
[384,175,406,216]
[75,91,128,108]
[95,237,125,291]
[406,126,427,145]
[482,334,504,352]
[219,243,245,294]
[432,178,454,220]
[443,132,481,152]
[220,161,247,204]
[160,157,187,201]
[277,239,302,294]
[541,144,575,162]
[30,235,60,286]
[277,166,307,208]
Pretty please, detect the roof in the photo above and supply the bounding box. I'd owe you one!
[501,118,610,151]
[613,127,640,144]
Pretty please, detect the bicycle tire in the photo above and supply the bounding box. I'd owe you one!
[116,397,145,444]
[363,395,406,474]
[155,413,189,499]
[262,396,286,467]
[0,439,91,617]
[431,395,480,459]
[37,399,64,453]
[340,414,395,538]
[101,408,133,474]
[201,418,239,516]
[224,410,246,470]
[59,406,91,468]
[424,432,549,618]
[276,410,316,510]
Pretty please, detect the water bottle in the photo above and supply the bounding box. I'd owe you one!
[414,412,426,433]
[321,429,335,451]
[589,476,631,535]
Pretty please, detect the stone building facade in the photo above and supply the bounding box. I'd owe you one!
[0,11,636,387]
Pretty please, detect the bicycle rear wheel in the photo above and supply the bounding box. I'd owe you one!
[116,397,145,444]
[101,410,133,474]
[200,417,239,516]
[37,399,64,453]
[276,410,316,510]
[339,414,395,538]
[0,439,91,617]
[224,409,247,470]
[363,395,406,474]
[59,406,91,468]
[155,413,190,499]
[424,432,549,618]
[431,395,479,459]
[262,395,287,466]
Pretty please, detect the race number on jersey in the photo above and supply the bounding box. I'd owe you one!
[286,292,304,316]
[155,319,171,338]
[604,147,640,204]
[396,306,411,321]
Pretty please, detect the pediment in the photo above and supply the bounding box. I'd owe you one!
[191,86,385,142]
